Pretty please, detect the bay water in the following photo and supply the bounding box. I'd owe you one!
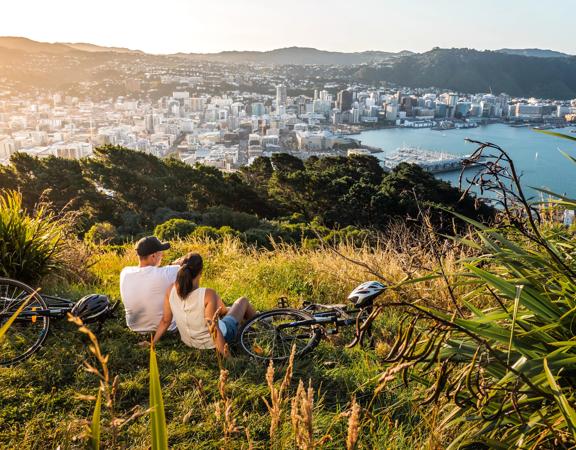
[353,124,576,198]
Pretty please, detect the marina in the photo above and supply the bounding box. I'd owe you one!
[352,124,576,196]
[381,146,474,173]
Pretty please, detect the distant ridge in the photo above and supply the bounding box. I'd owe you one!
[0,36,143,55]
[0,36,75,54]
[2,37,576,98]
[496,48,572,58]
[355,48,576,99]
[172,46,414,65]
[62,42,144,54]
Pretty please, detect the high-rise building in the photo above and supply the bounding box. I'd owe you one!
[0,139,16,160]
[251,103,266,116]
[337,90,353,111]
[276,85,287,109]
[145,114,155,133]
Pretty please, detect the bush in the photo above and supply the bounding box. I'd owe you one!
[243,227,275,247]
[191,225,221,240]
[201,206,260,232]
[84,222,118,245]
[0,190,70,284]
[154,219,198,241]
[152,207,201,226]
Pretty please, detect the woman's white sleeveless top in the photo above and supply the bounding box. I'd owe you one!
[169,287,215,349]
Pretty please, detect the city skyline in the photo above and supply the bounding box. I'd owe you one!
[1,0,574,55]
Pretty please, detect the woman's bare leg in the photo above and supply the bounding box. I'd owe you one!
[227,297,257,322]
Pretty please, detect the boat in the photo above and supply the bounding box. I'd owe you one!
[382,146,477,174]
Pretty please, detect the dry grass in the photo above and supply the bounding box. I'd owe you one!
[346,396,361,450]
[89,224,465,314]
[1,225,474,449]
[264,345,296,443]
[291,380,316,450]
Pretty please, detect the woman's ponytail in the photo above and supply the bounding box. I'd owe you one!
[175,253,203,299]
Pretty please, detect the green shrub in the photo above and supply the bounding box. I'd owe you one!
[154,219,197,241]
[216,226,239,238]
[84,222,119,245]
[0,190,70,284]
[243,227,274,247]
[152,207,201,226]
[191,225,221,240]
[201,206,260,232]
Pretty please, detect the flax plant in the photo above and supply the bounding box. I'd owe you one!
[372,135,576,448]
[0,190,71,283]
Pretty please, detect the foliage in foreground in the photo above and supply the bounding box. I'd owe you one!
[0,189,71,284]
[378,135,576,448]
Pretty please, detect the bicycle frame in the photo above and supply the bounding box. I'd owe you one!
[277,303,371,336]
[0,294,74,320]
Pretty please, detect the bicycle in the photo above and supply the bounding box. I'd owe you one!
[239,281,386,362]
[0,277,115,366]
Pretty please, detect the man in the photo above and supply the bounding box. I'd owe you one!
[120,236,179,333]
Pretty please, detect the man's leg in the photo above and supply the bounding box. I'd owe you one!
[227,297,257,322]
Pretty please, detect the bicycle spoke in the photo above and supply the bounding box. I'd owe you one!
[0,278,50,366]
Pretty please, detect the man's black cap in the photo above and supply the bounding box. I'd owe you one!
[135,236,170,257]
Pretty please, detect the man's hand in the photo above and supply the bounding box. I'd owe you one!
[138,340,151,348]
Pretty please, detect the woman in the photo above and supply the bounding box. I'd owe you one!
[151,252,257,357]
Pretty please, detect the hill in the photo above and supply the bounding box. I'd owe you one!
[173,46,413,65]
[62,42,144,54]
[0,36,76,54]
[496,48,572,58]
[354,48,576,98]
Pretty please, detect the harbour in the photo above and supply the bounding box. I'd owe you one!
[351,123,576,196]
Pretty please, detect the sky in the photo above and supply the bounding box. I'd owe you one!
[1,0,574,54]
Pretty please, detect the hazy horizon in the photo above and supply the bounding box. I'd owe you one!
[1,0,574,55]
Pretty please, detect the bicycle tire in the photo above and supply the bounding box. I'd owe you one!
[239,308,321,362]
[0,278,50,366]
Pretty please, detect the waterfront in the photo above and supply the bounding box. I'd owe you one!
[353,124,576,197]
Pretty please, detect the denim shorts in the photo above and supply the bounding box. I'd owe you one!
[218,315,239,343]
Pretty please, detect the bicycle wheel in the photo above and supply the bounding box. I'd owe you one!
[239,309,321,362]
[0,278,50,366]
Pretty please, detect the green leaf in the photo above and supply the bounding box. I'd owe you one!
[466,265,562,320]
[149,342,168,450]
[535,130,576,142]
[543,358,576,441]
[507,285,523,367]
[91,388,102,450]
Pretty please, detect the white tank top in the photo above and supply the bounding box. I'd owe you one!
[169,287,215,349]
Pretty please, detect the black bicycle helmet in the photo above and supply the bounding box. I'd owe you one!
[71,294,113,323]
[347,281,386,307]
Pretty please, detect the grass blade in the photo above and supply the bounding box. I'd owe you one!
[149,342,168,450]
[91,388,102,450]
[535,130,576,142]
[507,285,523,367]
[543,358,576,441]
[0,290,36,342]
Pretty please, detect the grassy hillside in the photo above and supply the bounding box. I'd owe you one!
[0,235,458,449]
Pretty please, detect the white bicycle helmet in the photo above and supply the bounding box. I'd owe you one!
[347,281,386,307]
